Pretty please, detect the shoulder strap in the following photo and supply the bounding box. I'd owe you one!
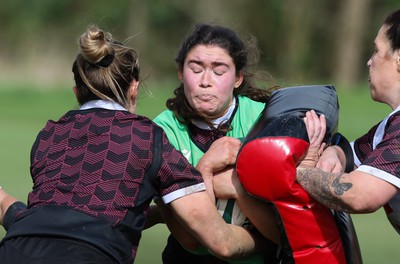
[146,125,163,182]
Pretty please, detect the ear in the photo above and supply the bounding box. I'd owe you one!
[177,69,183,82]
[129,80,139,100]
[234,72,244,88]
[396,50,400,71]
[73,86,79,96]
[126,80,140,113]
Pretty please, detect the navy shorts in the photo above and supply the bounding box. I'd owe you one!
[0,236,114,264]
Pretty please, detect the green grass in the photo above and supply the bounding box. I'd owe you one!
[0,83,398,264]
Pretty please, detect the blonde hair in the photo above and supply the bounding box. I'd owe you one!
[72,25,140,106]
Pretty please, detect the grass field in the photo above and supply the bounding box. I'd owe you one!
[0,81,398,263]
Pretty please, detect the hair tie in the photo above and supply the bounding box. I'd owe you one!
[96,50,115,67]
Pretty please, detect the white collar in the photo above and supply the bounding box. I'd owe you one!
[191,97,236,130]
[79,100,127,111]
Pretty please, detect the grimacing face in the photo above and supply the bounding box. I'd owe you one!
[178,45,243,119]
[367,25,400,109]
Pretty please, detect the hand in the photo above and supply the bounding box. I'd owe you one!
[317,145,344,173]
[197,136,242,173]
[196,137,241,202]
[299,110,326,168]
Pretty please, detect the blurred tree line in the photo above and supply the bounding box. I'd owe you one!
[0,0,399,89]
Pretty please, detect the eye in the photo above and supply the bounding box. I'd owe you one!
[189,66,202,74]
[213,67,228,76]
[372,44,378,55]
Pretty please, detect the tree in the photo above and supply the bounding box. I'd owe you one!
[332,0,372,87]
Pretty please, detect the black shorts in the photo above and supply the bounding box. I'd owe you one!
[0,236,115,264]
[162,235,228,264]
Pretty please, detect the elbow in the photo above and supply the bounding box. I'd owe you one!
[350,203,380,214]
[208,238,251,260]
[345,203,377,214]
[208,245,235,260]
[179,233,234,258]
[344,195,381,213]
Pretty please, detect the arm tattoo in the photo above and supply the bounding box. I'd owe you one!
[331,177,352,196]
[297,168,353,212]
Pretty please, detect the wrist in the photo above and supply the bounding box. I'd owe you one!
[295,167,308,182]
[232,172,246,199]
[196,157,213,173]
[298,154,319,169]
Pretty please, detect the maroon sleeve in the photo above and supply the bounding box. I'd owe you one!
[156,131,204,198]
[353,122,379,163]
[355,114,400,176]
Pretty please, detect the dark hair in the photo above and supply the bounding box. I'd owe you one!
[166,23,278,128]
[72,25,140,106]
[384,9,400,51]
[176,24,249,75]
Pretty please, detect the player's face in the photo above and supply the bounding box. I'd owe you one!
[179,44,243,119]
[367,25,399,108]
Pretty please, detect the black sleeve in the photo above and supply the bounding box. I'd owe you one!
[3,201,27,230]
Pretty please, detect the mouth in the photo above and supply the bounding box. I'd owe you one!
[197,94,214,101]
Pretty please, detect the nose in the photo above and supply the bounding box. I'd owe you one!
[367,58,371,68]
[367,51,376,68]
[200,71,212,88]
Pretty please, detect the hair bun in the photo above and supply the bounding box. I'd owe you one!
[79,25,115,67]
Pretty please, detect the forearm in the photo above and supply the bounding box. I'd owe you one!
[218,224,257,259]
[296,167,355,212]
[234,190,280,245]
[194,216,257,259]
[213,169,280,245]
[156,200,200,251]
[297,166,398,214]
[171,192,257,259]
